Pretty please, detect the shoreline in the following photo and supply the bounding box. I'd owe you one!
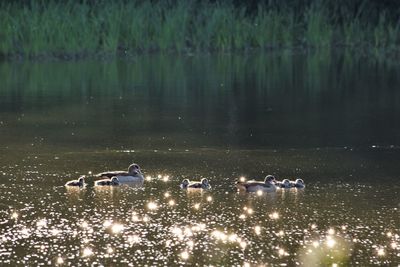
[0,45,396,63]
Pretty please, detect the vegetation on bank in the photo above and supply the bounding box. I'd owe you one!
[0,0,399,59]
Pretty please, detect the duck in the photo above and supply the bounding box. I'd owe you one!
[95,177,120,186]
[235,175,276,193]
[276,179,292,188]
[65,176,85,187]
[180,178,211,189]
[291,178,305,188]
[96,163,144,183]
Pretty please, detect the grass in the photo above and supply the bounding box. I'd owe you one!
[0,0,399,59]
[304,5,333,47]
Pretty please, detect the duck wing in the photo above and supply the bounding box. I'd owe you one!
[96,171,128,178]
[244,182,273,189]
[66,180,85,187]
[65,181,78,186]
[188,182,202,188]
[96,179,109,185]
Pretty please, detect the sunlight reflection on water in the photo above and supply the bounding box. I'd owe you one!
[0,173,399,266]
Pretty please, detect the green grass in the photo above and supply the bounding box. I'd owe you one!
[304,5,333,47]
[0,0,399,59]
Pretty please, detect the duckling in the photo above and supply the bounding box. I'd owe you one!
[291,178,305,188]
[235,175,276,193]
[65,176,85,187]
[180,178,211,189]
[277,179,292,188]
[95,176,120,186]
[96,163,144,183]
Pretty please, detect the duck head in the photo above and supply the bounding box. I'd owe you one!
[282,179,291,187]
[111,177,120,185]
[128,163,141,174]
[295,178,305,187]
[78,176,85,186]
[264,175,276,184]
[201,178,210,187]
[181,179,190,188]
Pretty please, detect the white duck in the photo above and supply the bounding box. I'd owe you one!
[235,175,276,193]
[96,163,144,183]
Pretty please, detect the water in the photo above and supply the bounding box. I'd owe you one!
[0,52,399,266]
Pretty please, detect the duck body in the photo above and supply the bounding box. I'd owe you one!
[236,181,276,192]
[95,177,120,186]
[180,178,211,189]
[291,178,305,188]
[235,175,276,193]
[97,172,144,183]
[65,176,85,187]
[275,179,292,188]
[96,163,144,183]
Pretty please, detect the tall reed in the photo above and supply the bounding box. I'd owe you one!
[0,0,399,59]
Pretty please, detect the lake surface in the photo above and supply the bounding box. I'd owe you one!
[0,52,399,266]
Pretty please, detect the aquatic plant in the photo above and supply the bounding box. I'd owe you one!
[0,0,399,59]
[303,5,333,48]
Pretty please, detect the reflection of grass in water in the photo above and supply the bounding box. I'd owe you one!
[0,1,399,58]
[1,52,399,116]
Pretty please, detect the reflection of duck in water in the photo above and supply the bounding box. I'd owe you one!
[180,178,211,189]
[96,163,144,183]
[291,178,305,188]
[65,176,85,187]
[95,177,120,186]
[235,175,276,192]
[276,179,291,188]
